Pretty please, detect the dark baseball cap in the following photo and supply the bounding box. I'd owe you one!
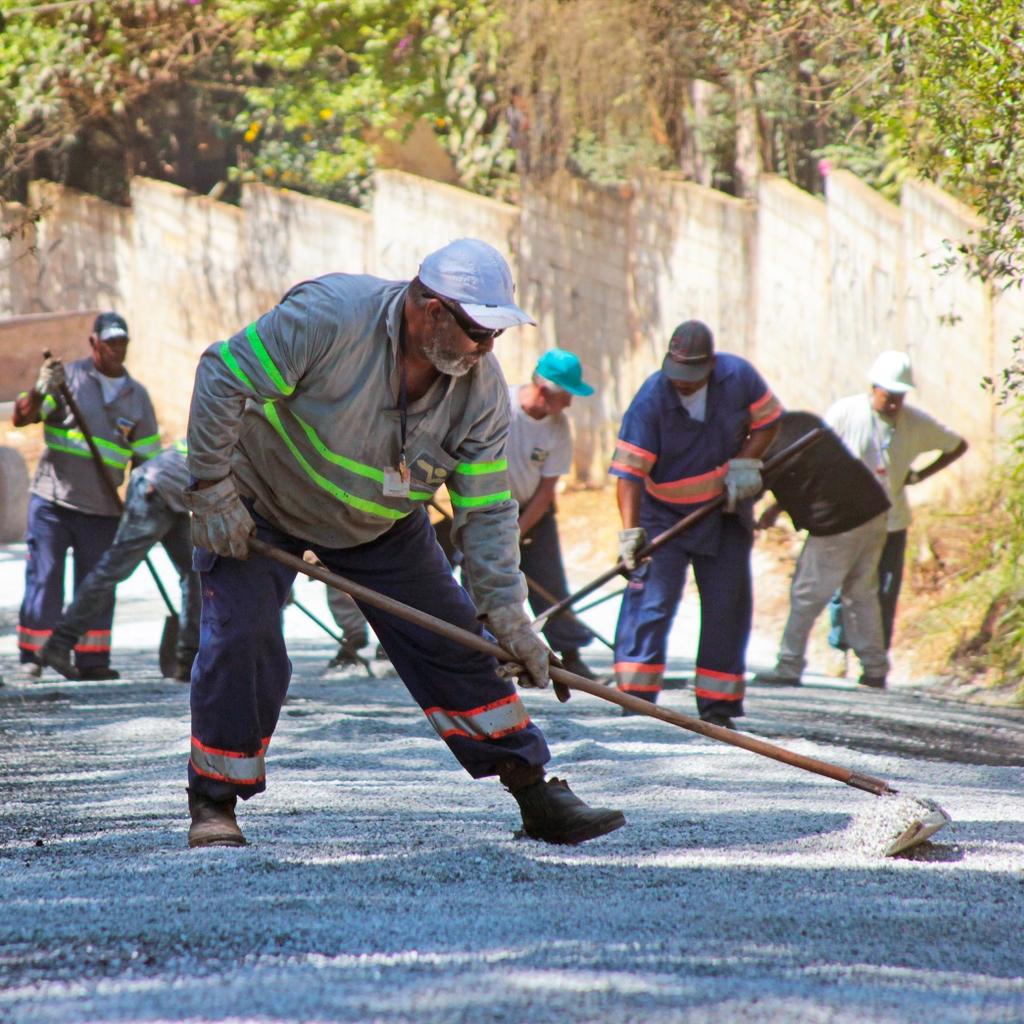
[93,311,129,342]
[662,320,714,382]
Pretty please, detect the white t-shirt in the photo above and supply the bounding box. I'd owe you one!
[676,385,707,421]
[506,384,573,506]
[825,393,963,531]
[98,371,128,404]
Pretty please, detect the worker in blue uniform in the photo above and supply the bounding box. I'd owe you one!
[610,320,782,728]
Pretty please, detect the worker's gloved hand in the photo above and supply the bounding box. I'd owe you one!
[617,527,647,570]
[724,458,763,512]
[35,358,65,396]
[183,476,255,560]
[485,603,550,689]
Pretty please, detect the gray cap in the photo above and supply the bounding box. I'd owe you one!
[418,238,535,330]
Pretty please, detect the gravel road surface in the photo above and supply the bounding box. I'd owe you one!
[1,543,1022,1023]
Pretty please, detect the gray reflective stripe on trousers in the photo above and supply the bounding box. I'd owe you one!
[614,664,663,693]
[190,738,266,785]
[693,671,745,698]
[425,695,530,741]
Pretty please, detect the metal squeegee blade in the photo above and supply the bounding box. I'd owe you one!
[884,798,952,857]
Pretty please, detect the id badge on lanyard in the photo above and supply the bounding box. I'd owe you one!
[383,347,411,498]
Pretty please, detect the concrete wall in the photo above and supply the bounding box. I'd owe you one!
[824,170,905,398]
[1,166,1019,489]
[518,174,634,483]
[753,176,831,412]
[0,202,39,318]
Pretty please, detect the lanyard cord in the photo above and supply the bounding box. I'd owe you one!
[397,338,408,473]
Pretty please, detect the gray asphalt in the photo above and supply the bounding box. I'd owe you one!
[1,546,1022,1023]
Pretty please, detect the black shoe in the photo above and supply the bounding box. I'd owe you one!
[327,646,363,670]
[858,674,887,690]
[700,712,737,730]
[752,670,802,687]
[557,650,596,681]
[79,666,120,681]
[173,650,197,683]
[39,641,79,680]
[510,777,625,844]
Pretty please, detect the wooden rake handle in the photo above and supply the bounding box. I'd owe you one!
[249,535,896,797]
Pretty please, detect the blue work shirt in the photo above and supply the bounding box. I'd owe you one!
[610,354,782,555]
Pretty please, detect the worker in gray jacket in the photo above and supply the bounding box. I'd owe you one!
[182,238,625,850]
[13,312,160,679]
[39,442,200,683]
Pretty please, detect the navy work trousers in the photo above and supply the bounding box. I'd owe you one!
[18,495,120,670]
[520,508,592,655]
[188,506,550,802]
[829,528,907,652]
[50,473,200,665]
[614,515,752,719]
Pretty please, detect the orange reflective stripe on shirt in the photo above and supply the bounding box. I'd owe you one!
[424,693,531,741]
[644,464,727,505]
[610,439,656,478]
[750,389,783,431]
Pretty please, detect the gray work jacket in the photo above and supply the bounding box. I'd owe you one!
[187,273,526,614]
[28,357,161,517]
[135,441,190,515]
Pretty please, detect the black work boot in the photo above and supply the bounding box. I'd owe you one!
[187,789,247,848]
[39,639,79,680]
[500,760,625,845]
[174,650,198,684]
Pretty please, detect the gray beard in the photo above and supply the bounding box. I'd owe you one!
[422,329,477,377]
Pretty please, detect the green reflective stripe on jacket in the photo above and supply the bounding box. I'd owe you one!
[455,458,508,476]
[41,394,58,416]
[43,427,129,469]
[131,433,162,460]
[448,489,512,509]
[174,439,189,454]
[262,403,410,520]
[45,425,131,460]
[246,323,295,396]
[449,456,510,504]
[290,410,433,501]
[219,340,257,392]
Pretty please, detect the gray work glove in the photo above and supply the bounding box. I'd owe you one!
[724,458,763,513]
[35,358,65,396]
[617,527,647,570]
[183,476,255,559]
[485,602,551,690]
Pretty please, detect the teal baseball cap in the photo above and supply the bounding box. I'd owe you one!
[534,349,595,396]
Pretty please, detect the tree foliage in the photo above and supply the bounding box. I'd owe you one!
[0,0,510,209]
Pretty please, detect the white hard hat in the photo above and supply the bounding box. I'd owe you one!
[869,350,914,393]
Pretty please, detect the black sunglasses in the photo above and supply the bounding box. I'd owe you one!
[425,291,504,344]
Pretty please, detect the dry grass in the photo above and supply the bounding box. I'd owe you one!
[557,484,1023,705]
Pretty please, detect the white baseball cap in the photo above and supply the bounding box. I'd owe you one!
[418,238,536,330]
[869,350,915,393]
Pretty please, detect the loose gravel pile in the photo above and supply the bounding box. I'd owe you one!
[1,547,1022,1023]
